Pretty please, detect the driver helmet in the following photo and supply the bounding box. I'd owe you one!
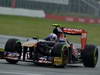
[52,24,63,36]
[47,33,57,41]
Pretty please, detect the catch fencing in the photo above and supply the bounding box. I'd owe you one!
[0,0,100,17]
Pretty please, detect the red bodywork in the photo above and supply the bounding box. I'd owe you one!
[59,27,87,49]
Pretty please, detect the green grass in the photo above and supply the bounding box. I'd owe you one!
[0,48,4,52]
[0,15,100,45]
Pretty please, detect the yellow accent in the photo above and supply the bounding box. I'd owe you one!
[93,48,97,64]
[54,57,63,65]
[22,42,37,47]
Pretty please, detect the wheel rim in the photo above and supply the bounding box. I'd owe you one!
[64,48,67,57]
[62,46,68,64]
[93,48,98,64]
[62,46,67,57]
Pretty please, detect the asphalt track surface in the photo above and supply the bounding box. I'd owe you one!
[0,35,100,75]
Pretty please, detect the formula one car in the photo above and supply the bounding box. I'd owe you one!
[0,24,99,68]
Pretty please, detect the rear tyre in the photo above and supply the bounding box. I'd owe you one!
[51,43,68,67]
[5,38,22,64]
[6,59,19,64]
[82,45,98,68]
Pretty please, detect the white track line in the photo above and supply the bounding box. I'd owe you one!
[0,70,43,75]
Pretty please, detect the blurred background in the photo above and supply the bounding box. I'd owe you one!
[0,0,100,45]
[0,0,100,18]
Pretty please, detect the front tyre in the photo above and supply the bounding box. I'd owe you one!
[6,59,19,64]
[51,43,68,67]
[4,38,22,64]
[82,45,98,68]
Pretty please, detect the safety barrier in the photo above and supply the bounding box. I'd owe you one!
[0,7,45,18]
[45,14,100,24]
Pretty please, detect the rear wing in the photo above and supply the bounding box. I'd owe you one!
[63,28,87,49]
